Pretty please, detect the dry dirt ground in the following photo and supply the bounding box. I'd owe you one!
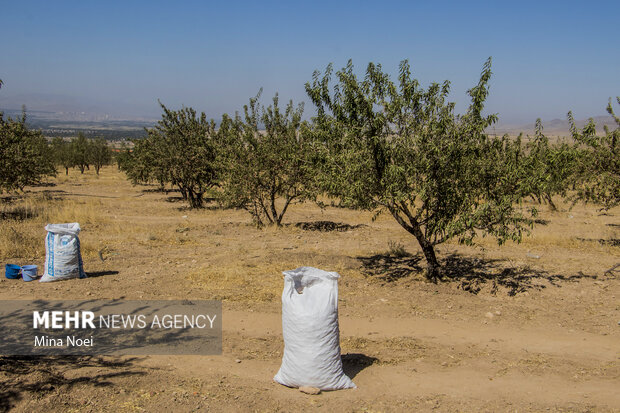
[0,167,619,412]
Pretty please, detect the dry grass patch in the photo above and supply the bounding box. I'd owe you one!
[187,261,285,303]
[0,195,110,261]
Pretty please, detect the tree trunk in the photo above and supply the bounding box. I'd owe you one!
[195,191,204,208]
[270,190,280,226]
[545,193,557,211]
[275,196,294,227]
[65,167,69,175]
[258,197,274,225]
[406,218,440,281]
[419,239,440,281]
[187,188,203,209]
[179,186,187,200]
[249,201,264,227]
[389,207,441,281]
[188,188,196,208]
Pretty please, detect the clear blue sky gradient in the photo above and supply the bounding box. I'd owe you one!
[1,0,618,123]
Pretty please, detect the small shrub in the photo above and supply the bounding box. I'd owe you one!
[388,240,409,258]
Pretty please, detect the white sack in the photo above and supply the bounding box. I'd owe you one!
[40,223,86,282]
[274,266,355,390]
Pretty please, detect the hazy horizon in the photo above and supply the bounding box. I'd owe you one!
[1,1,619,125]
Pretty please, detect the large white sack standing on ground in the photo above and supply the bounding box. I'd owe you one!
[274,266,355,390]
[40,223,86,282]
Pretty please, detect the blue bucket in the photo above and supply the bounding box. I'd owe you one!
[5,264,21,279]
[21,265,38,282]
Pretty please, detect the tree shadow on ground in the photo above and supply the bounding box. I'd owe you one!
[605,263,620,277]
[30,182,57,188]
[0,191,66,220]
[293,221,366,232]
[442,253,601,295]
[0,206,40,220]
[40,189,67,200]
[358,252,599,295]
[576,237,620,247]
[357,253,424,283]
[341,353,378,380]
[166,196,185,203]
[0,195,19,204]
[1,191,67,220]
[33,189,121,200]
[141,187,172,193]
[517,217,550,226]
[169,198,220,211]
[0,355,147,412]
[86,270,119,278]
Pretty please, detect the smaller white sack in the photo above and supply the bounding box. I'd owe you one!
[274,266,355,390]
[40,223,86,282]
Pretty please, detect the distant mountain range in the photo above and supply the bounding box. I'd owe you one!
[489,116,616,137]
[1,92,617,139]
[0,92,158,122]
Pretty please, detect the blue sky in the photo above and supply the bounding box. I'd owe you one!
[1,0,618,123]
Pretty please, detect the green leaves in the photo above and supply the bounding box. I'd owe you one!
[120,103,218,208]
[89,137,112,175]
[0,110,56,193]
[305,58,534,279]
[567,97,620,209]
[72,132,90,173]
[217,92,316,226]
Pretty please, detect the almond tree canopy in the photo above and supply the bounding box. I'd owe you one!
[305,58,535,280]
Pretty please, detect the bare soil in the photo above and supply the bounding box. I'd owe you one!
[0,167,618,412]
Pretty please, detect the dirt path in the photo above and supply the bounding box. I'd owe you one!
[135,309,620,411]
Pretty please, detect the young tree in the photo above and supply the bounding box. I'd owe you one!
[89,137,112,175]
[567,97,619,209]
[518,120,575,211]
[218,91,317,226]
[51,137,74,175]
[115,143,133,171]
[0,109,56,192]
[305,58,535,280]
[119,137,166,189]
[71,132,90,174]
[0,80,55,190]
[124,102,219,208]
